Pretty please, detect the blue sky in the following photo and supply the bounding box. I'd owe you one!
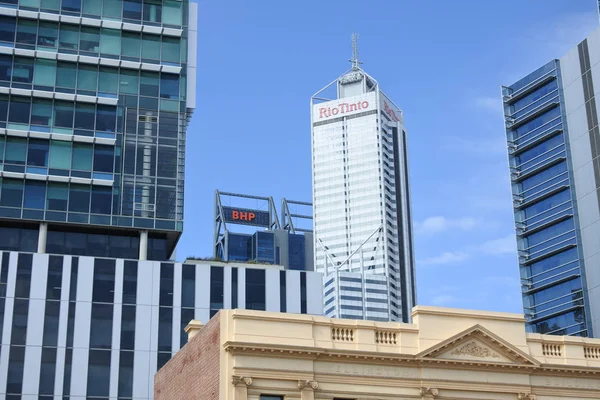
[178,0,599,313]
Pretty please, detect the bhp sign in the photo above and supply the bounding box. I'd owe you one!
[222,206,270,227]
[318,101,370,119]
[232,210,255,221]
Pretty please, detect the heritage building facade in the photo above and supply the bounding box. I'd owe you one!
[155,306,600,400]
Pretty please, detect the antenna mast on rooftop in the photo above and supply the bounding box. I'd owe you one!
[349,33,363,70]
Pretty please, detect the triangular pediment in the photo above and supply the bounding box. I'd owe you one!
[416,325,540,366]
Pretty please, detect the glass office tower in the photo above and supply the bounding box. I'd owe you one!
[503,27,600,337]
[311,50,416,322]
[0,0,196,261]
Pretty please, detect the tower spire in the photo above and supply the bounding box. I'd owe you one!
[349,33,363,70]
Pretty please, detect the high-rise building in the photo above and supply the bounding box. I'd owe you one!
[310,36,416,322]
[214,190,314,271]
[503,26,600,337]
[0,0,196,261]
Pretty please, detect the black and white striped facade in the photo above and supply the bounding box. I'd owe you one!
[0,252,323,399]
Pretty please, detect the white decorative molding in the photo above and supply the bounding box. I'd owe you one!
[231,376,253,387]
[420,387,439,398]
[297,380,319,390]
[450,341,501,359]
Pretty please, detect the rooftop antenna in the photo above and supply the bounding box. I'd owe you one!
[349,33,363,70]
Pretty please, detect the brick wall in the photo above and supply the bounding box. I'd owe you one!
[154,312,221,400]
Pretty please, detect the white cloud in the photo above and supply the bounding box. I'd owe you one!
[479,234,517,256]
[419,251,470,266]
[415,216,481,236]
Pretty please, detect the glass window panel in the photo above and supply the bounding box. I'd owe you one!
[47,183,68,211]
[74,103,95,130]
[38,22,58,48]
[1,179,24,207]
[121,32,140,58]
[62,0,81,13]
[94,145,114,173]
[77,65,98,91]
[5,138,27,165]
[143,0,161,23]
[12,58,34,84]
[87,350,111,397]
[27,139,49,167]
[140,72,159,97]
[119,70,139,94]
[49,140,71,169]
[80,27,100,52]
[141,33,160,60]
[56,62,76,89]
[0,136,4,161]
[100,28,120,55]
[96,105,116,132]
[91,186,112,214]
[8,98,31,124]
[69,184,90,212]
[82,0,101,15]
[16,20,38,45]
[161,38,180,63]
[33,59,57,87]
[0,55,11,82]
[72,143,93,171]
[102,0,122,19]
[21,0,41,6]
[31,99,54,127]
[98,68,119,94]
[59,25,79,50]
[123,0,142,20]
[54,101,74,128]
[160,74,179,99]
[162,0,182,26]
[24,181,46,209]
[41,0,60,10]
[0,16,16,43]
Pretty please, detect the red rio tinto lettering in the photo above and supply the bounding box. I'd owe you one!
[319,101,369,118]
[383,101,400,122]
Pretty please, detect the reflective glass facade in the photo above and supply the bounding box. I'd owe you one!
[0,0,195,260]
[504,60,588,336]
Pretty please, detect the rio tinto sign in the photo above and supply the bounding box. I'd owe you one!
[313,92,376,122]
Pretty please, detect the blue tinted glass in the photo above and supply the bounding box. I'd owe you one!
[532,309,586,335]
[523,189,570,219]
[1,179,23,207]
[288,234,305,270]
[245,268,265,310]
[512,80,558,112]
[24,181,46,209]
[254,232,274,263]
[228,234,251,261]
[90,186,112,214]
[27,139,49,167]
[0,17,16,43]
[160,74,179,99]
[515,107,561,138]
[517,133,564,165]
[526,218,574,247]
[509,61,555,92]
[521,161,567,191]
[93,145,114,173]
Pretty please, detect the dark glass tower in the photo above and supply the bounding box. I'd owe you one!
[0,0,197,261]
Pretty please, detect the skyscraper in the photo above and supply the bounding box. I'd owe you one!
[0,0,195,261]
[503,26,600,337]
[310,35,416,322]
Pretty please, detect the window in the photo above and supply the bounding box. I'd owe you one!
[8,97,31,124]
[38,22,58,48]
[161,37,180,63]
[68,184,90,213]
[100,28,120,55]
[93,259,116,302]
[90,303,113,348]
[34,59,57,87]
[31,99,53,127]
[0,17,16,43]
[77,65,98,91]
[74,103,96,130]
[122,261,137,304]
[46,183,68,211]
[143,0,161,23]
[259,396,284,400]
[160,74,179,99]
[120,70,139,94]
[56,62,77,89]
[59,24,79,49]
[93,145,114,172]
[72,143,93,171]
[210,266,224,310]
[118,350,134,397]
[91,186,112,214]
[246,269,266,311]
[87,350,111,397]
[123,0,142,20]
[39,348,57,395]
[62,0,82,13]
[12,57,34,84]
[120,305,135,350]
[1,179,24,207]
[141,33,160,60]
[99,68,119,94]
[24,181,46,209]
[140,72,159,97]
[163,0,182,26]
[16,20,37,45]
[103,0,122,19]
[96,105,117,132]
[49,140,72,170]
[82,0,101,15]
[122,32,141,58]
[54,101,74,128]
[27,139,49,167]
[0,57,10,82]
[5,137,27,165]
[80,27,100,53]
